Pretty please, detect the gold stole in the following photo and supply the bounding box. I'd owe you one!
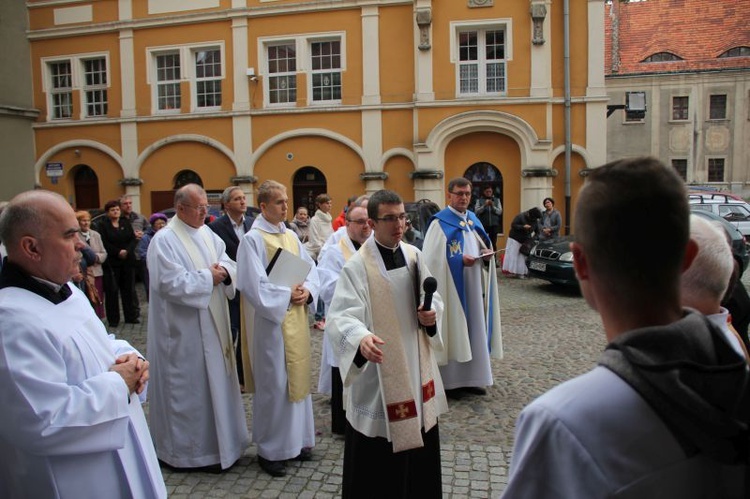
[168,216,235,374]
[361,242,438,452]
[338,237,355,261]
[259,230,312,402]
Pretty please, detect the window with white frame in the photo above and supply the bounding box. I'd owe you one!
[261,33,345,107]
[195,48,222,108]
[44,54,110,121]
[49,60,73,120]
[310,40,341,102]
[267,43,297,105]
[150,43,224,113]
[457,27,507,96]
[155,52,181,111]
[83,57,108,117]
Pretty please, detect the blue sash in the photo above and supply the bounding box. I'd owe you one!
[432,209,491,314]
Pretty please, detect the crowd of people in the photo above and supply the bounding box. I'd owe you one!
[1,157,749,497]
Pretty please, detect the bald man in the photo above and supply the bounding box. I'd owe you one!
[0,190,165,498]
[147,184,250,472]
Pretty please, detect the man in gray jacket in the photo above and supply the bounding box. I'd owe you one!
[503,157,749,498]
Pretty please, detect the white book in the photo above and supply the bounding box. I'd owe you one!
[265,247,312,288]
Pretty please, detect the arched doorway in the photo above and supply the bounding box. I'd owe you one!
[292,166,327,216]
[174,170,204,189]
[73,164,100,210]
[150,170,206,214]
[464,162,503,212]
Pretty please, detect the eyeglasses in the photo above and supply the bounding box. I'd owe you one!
[347,219,369,225]
[182,203,209,212]
[449,191,472,198]
[375,214,408,223]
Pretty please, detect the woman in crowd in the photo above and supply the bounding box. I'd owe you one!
[289,206,310,243]
[305,193,333,330]
[99,199,139,327]
[538,197,562,241]
[502,207,542,279]
[136,212,168,300]
[76,210,108,318]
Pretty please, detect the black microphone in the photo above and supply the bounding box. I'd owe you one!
[422,277,437,311]
[421,277,438,337]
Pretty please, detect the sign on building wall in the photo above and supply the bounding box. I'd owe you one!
[46,162,63,184]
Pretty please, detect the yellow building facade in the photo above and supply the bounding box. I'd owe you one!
[28,0,607,237]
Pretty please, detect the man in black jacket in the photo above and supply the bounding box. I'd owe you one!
[209,186,254,387]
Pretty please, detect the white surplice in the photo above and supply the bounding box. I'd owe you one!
[146,220,249,469]
[422,209,502,389]
[326,238,449,440]
[0,284,166,498]
[237,215,320,461]
[315,229,359,394]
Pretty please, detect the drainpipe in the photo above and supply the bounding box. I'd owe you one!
[563,0,572,234]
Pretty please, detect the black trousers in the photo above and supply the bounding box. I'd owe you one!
[228,293,244,383]
[103,264,137,325]
[331,367,346,435]
[343,421,442,499]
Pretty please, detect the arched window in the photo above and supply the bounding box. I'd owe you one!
[718,46,750,58]
[642,52,682,63]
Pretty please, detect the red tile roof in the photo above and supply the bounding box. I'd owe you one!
[604,0,750,76]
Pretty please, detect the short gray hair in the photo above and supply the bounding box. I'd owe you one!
[174,184,206,206]
[220,186,244,204]
[681,214,734,304]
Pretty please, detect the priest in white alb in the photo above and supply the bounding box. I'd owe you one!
[147,184,249,471]
[0,190,166,498]
[316,197,371,435]
[422,177,503,397]
[327,189,448,498]
[237,180,320,478]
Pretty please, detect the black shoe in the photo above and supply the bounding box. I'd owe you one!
[291,447,313,461]
[258,456,286,477]
[463,386,487,396]
[158,460,222,474]
[125,318,140,324]
[445,388,465,400]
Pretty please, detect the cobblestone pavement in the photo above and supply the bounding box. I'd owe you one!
[116,273,605,498]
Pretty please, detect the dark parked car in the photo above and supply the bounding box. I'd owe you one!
[526,236,577,287]
[403,199,440,249]
[526,207,750,287]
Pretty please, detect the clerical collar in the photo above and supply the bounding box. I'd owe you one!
[374,239,406,270]
[0,260,72,304]
[374,238,399,252]
[448,205,467,219]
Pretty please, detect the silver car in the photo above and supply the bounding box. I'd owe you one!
[688,192,750,240]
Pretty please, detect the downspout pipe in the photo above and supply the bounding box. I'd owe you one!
[563,0,572,235]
